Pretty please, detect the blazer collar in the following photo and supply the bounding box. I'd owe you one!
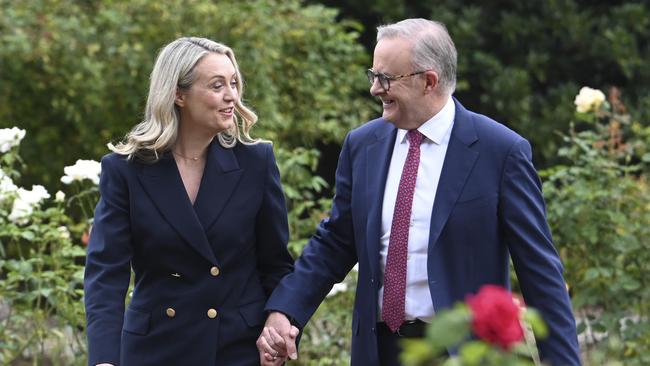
[427,98,479,251]
[136,140,243,264]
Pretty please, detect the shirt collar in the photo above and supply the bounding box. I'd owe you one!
[397,96,455,145]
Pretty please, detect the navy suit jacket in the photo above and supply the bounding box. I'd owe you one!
[266,99,580,365]
[84,141,293,366]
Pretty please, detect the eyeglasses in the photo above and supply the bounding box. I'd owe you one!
[366,69,428,92]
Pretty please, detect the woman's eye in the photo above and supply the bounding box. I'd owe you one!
[212,83,224,90]
[230,80,238,88]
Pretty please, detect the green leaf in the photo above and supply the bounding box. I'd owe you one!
[459,340,490,365]
[426,304,472,352]
[20,231,35,241]
[524,309,548,339]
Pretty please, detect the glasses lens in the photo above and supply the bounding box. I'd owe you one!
[367,70,375,85]
[378,74,389,91]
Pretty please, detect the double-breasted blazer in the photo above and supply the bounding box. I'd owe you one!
[84,140,293,366]
[266,99,580,366]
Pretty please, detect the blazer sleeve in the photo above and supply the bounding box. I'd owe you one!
[255,144,294,297]
[265,134,358,327]
[499,139,581,366]
[84,155,133,366]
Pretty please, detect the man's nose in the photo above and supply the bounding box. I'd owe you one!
[369,77,384,96]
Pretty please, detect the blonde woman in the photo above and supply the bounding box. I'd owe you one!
[84,37,293,366]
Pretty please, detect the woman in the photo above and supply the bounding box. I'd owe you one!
[84,37,293,366]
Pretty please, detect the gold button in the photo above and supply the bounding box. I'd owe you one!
[166,308,176,318]
[207,308,218,319]
[210,266,220,277]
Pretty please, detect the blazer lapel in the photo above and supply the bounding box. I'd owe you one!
[428,99,479,251]
[365,121,397,280]
[136,155,217,264]
[192,141,243,233]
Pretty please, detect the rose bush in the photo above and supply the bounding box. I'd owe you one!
[401,285,547,366]
[0,127,91,365]
[542,87,650,365]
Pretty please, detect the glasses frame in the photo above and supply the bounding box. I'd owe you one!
[366,69,428,92]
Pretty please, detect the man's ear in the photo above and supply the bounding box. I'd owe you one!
[175,89,185,107]
[423,70,439,94]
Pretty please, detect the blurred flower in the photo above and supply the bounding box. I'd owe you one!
[61,159,101,185]
[467,285,524,350]
[9,185,50,224]
[55,190,66,202]
[0,171,18,203]
[57,226,71,240]
[574,86,606,113]
[327,282,348,297]
[0,127,26,153]
[81,230,90,246]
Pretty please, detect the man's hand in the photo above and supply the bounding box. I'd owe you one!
[256,311,299,365]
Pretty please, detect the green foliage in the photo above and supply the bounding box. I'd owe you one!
[295,273,356,366]
[401,302,545,366]
[312,0,650,167]
[542,93,650,365]
[1,2,370,364]
[0,0,372,187]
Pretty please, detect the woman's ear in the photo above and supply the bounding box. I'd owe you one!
[423,70,439,94]
[175,89,185,107]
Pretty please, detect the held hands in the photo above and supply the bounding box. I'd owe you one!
[256,311,299,366]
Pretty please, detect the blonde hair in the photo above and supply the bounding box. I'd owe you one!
[110,37,259,161]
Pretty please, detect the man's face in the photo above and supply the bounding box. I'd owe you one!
[370,38,427,130]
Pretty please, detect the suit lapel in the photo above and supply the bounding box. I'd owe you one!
[192,141,243,233]
[365,121,397,280]
[136,154,217,264]
[427,99,479,251]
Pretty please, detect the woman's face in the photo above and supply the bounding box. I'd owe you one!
[176,52,239,135]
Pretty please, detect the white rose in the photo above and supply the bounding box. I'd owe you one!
[0,127,26,153]
[57,226,71,240]
[60,159,101,185]
[0,171,18,203]
[8,185,50,224]
[9,198,33,224]
[55,190,66,202]
[574,87,606,113]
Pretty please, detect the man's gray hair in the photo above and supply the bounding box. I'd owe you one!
[377,19,457,95]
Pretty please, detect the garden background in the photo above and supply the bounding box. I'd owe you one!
[0,0,648,365]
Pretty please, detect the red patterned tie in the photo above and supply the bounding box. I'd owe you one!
[382,129,424,332]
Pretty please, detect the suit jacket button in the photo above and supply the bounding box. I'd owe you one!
[210,266,220,277]
[207,308,218,319]
[166,308,176,318]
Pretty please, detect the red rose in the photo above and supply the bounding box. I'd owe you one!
[466,285,524,350]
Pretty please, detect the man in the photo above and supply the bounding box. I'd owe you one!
[257,18,580,366]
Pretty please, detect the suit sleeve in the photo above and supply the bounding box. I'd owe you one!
[84,156,133,366]
[499,140,581,366]
[265,134,358,328]
[255,144,294,297]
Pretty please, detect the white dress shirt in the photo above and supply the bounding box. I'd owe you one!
[378,96,455,322]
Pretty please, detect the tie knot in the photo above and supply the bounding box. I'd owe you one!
[407,129,423,147]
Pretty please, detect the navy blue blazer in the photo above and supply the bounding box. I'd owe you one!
[266,99,580,365]
[84,141,293,366]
